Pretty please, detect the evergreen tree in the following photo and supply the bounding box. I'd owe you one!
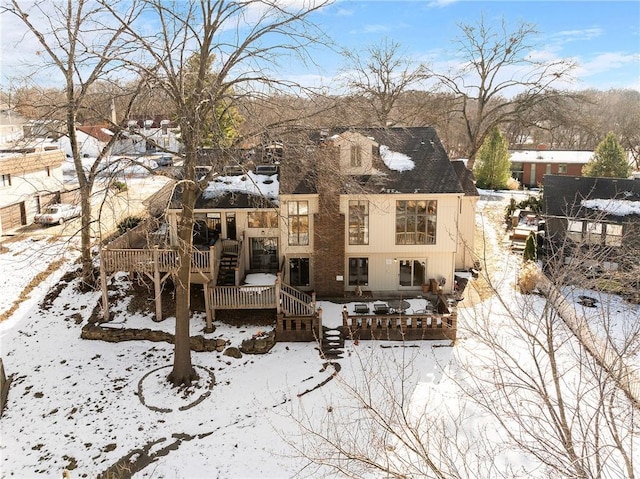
[473,126,512,189]
[523,232,537,262]
[582,132,631,178]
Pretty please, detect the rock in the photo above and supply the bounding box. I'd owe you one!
[240,330,276,354]
[223,347,242,359]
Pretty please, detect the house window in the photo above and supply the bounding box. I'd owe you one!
[558,163,567,174]
[545,164,552,175]
[511,162,524,183]
[529,163,537,186]
[395,200,437,245]
[585,222,603,244]
[1,174,10,187]
[398,259,425,287]
[288,201,309,246]
[289,257,310,287]
[348,200,369,245]
[350,144,362,167]
[567,220,583,242]
[248,211,278,228]
[605,224,623,246]
[348,257,368,286]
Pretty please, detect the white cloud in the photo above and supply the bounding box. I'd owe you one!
[578,51,640,76]
[552,27,603,43]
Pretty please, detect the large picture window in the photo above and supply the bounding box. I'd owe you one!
[395,200,437,245]
[348,258,369,286]
[349,200,369,245]
[288,201,309,246]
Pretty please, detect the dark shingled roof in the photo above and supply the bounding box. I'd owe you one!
[544,174,640,220]
[170,127,467,209]
[195,191,277,210]
[333,127,465,195]
[451,160,479,197]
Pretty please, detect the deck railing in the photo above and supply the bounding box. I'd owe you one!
[342,311,456,341]
[279,282,315,316]
[101,245,217,278]
[210,285,277,309]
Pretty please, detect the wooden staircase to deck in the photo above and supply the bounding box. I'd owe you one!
[217,252,238,286]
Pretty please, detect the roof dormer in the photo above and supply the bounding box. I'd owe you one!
[329,131,379,175]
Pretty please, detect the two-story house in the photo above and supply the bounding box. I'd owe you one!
[160,127,477,297]
[100,127,477,340]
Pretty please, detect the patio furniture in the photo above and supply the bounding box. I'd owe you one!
[388,299,410,314]
[354,303,370,314]
[373,303,390,314]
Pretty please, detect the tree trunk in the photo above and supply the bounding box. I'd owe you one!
[168,161,198,387]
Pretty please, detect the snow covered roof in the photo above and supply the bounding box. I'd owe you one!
[581,198,640,217]
[380,145,414,172]
[544,175,640,219]
[510,150,593,164]
[202,171,279,202]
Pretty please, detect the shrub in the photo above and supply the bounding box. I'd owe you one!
[111,180,128,192]
[117,216,144,234]
[518,261,542,294]
[504,194,543,226]
[506,177,521,190]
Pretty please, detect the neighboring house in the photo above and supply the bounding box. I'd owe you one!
[120,119,181,155]
[0,148,66,235]
[510,149,593,187]
[57,121,181,158]
[58,125,114,158]
[543,174,640,268]
[0,110,26,146]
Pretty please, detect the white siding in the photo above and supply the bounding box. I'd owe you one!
[341,193,462,293]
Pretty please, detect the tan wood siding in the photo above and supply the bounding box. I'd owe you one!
[0,150,65,176]
[0,202,25,231]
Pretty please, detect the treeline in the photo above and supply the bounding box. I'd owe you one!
[4,85,638,167]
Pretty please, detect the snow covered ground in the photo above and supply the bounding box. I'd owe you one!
[1,191,638,478]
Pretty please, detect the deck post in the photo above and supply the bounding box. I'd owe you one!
[99,249,109,321]
[204,281,213,332]
[153,246,162,321]
[275,275,282,315]
[209,245,215,282]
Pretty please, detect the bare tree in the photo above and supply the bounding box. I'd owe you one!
[4,0,142,283]
[340,38,431,127]
[105,0,332,386]
[288,200,639,478]
[430,16,574,168]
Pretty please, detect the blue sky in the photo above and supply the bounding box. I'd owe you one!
[296,0,640,92]
[1,0,638,93]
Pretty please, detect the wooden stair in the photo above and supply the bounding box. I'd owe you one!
[217,252,237,286]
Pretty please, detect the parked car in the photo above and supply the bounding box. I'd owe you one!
[34,204,81,225]
[156,155,174,167]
